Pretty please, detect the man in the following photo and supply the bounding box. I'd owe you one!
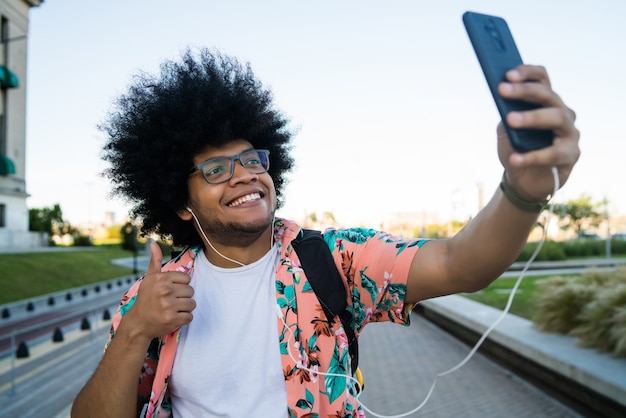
[72,48,579,417]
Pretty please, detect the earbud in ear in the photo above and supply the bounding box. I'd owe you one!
[186,206,193,213]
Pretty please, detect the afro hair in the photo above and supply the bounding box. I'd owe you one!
[101,48,294,246]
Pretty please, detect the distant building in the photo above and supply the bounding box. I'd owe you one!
[380,211,441,239]
[0,0,44,247]
[104,211,116,227]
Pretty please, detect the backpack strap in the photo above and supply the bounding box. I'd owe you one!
[291,229,359,371]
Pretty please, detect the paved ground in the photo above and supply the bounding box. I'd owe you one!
[0,249,586,417]
[1,319,109,418]
[357,314,582,417]
[0,311,582,418]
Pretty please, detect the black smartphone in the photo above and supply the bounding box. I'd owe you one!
[463,11,553,152]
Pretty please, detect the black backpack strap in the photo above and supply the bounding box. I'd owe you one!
[291,229,359,371]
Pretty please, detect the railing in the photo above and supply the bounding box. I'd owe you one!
[507,257,626,271]
[0,274,137,322]
[3,297,117,396]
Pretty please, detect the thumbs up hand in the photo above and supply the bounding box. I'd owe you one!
[121,241,196,341]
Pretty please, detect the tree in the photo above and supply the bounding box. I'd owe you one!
[28,204,64,233]
[29,204,81,245]
[121,221,141,275]
[121,221,140,252]
[553,194,604,238]
[320,211,336,225]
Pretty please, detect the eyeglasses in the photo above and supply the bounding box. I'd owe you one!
[189,149,270,184]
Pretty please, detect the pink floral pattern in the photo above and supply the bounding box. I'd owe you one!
[107,218,422,417]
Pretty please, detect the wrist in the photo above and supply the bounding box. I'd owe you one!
[116,316,156,350]
[499,172,550,213]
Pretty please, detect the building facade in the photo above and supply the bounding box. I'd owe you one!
[0,0,43,247]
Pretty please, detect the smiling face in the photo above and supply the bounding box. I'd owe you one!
[178,139,276,251]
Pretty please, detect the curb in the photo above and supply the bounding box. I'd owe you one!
[420,295,626,417]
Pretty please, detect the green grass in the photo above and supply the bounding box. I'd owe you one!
[461,273,581,320]
[0,244,584,321]
[0,246,135,304]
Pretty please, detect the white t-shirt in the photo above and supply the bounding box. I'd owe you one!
[169,246,288,417]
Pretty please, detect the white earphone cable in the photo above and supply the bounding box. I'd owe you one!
[194,166,561,417]
[186,207,276,267]
[187,207,246,267]
[356,166,561,418]
[279,167,560,418]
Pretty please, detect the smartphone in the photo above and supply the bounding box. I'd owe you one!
[463,11,553,152]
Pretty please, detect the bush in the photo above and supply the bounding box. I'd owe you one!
[73,235,93,246]
[532,267,626,357]
[517,240,566,262]
[516,238,626,262]
[610,239,626,255]
[532,278,596,333]
[571,284,626,355]
[561,239,606,258]
[610,307,626,357]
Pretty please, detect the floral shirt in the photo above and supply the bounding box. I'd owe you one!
[107,218,423,417]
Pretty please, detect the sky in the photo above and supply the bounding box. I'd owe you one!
[24,0,626,228]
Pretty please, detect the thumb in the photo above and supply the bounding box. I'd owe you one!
[146,241,163,274]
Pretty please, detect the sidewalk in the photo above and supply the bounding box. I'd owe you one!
[1,318,109,418]
[418,295,626,417]
[3,251,625,416]
[358,313,583,417]
[6,308,591,418]
[0,246,99,254]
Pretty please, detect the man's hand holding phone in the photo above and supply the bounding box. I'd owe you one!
[464,11,579,203]
[496,64,579,202]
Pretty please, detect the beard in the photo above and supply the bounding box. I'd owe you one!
[198,211,275,248]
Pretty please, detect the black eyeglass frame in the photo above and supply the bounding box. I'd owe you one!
[188,149,271,184]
